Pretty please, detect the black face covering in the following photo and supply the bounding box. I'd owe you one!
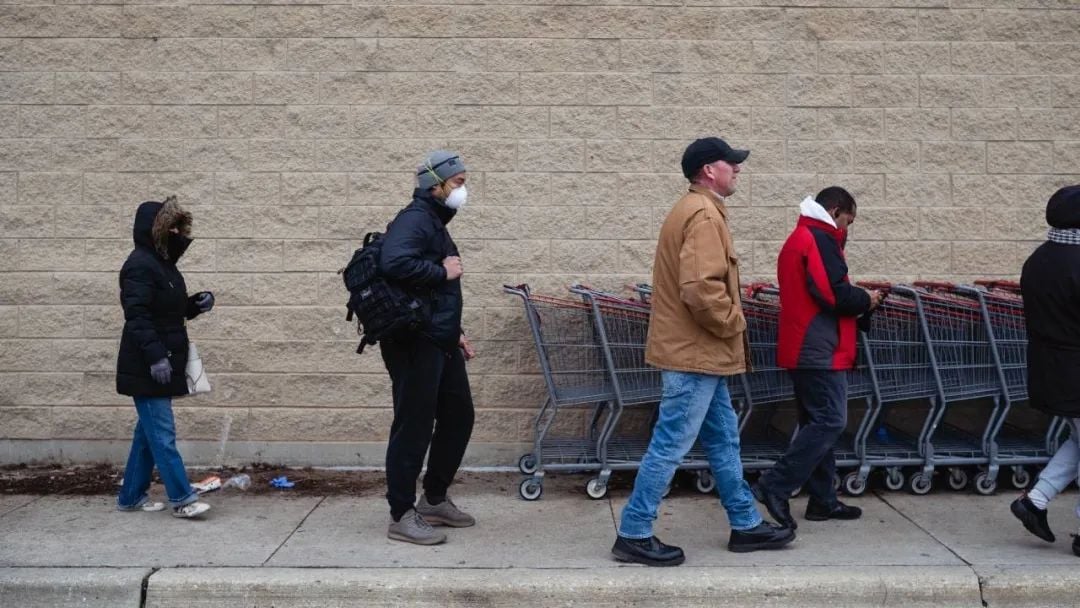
[167,233,193,262]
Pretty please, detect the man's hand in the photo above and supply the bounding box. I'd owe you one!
[443,256,463,281]
[865,289,884,310]
[459,334,476,361]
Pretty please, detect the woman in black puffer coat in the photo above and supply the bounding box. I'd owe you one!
[115,197,215,519]
[1010,185,1080,555]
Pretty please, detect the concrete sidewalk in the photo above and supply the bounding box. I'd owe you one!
[1,475,1078,607]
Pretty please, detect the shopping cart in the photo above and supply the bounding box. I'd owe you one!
[504,284,620,501]
[569,285,722,497]
[567,285,659,499]
[905,282,1003,495]
[836,324,884,496]
[959,281,1060,489]
[738,285,796,471]
[852,283,940,494]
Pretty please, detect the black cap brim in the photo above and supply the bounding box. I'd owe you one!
[728,148,750,164]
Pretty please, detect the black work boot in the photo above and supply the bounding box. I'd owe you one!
[728,522,796,553]
[611,535,685,567]
[1010,496,1055,543]
[752,482,797,530]
[805,499,863,522]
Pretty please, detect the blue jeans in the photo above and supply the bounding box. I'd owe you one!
[619,372,763,539]
[117,397,198,509]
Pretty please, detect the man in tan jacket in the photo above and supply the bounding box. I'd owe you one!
[611,138,795,567]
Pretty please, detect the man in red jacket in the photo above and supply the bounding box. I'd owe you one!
[752,187,882,530]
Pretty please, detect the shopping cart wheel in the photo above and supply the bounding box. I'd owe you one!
[518,453,538,475]
[947,468,969,491]
[586,478,608,500]
[694,470,717,494]
[519,478,543,501]
[842,472,868,496]
[907,472,933,495]
[884,468,905,492]
[974,471,997,496]
[1010,467,1031,489]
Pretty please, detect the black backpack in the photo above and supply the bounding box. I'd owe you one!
[339,232,429,354]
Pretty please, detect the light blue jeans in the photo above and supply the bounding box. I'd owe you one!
[117,396,198,509]
[619,371,763,539]
[1031,418,1080,519]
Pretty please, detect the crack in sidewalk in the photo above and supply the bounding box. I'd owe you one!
[139,567,160,608]
[0,495,46,519]
[874,491,988,606]
[261,496,326,567]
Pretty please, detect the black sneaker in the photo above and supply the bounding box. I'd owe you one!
[752,482,796,530]
[1010,496,1055,543]
[728,522,796,553]
[805,499,863,522]
[611,535,685,567]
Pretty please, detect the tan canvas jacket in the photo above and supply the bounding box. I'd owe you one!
[645,185,750,376]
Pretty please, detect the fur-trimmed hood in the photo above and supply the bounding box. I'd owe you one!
[132,196,193,261]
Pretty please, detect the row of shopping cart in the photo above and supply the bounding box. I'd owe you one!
[504,280,1064,501]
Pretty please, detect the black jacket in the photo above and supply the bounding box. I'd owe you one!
[1021,240,1080,417]
[116,201,205,397]
[378,189,463,349]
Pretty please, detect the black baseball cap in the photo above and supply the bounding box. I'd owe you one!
[680,137,750,179]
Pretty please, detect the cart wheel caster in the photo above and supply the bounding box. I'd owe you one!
[518,453,538,475]
[947,468,969,491]
[586,478,608,500]
[843,472,868,496]
[884,468,905,492]
[1010,467,1031,489]
[519,478,543,501]
[974,471,997,496]
[695,470,717,494]
[908,472,933,495]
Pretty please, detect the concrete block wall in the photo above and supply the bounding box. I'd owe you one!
[1,1,1078,464]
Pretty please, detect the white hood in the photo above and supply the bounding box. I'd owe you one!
[799,196,836,228]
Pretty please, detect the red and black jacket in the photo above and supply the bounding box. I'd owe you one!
[777,199,872,370]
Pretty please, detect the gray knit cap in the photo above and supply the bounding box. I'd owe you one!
[416,150,466,190]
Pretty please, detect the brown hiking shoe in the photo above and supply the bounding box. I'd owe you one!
[415,495,476,528]
[387,509,447,545]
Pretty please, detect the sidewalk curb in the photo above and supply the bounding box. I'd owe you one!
[977,564,1080,608]
[146,565,982,608]
[0,567,151,608]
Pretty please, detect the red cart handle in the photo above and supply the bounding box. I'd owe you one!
[975,279,1020,291]
[913,280,956,291]
[856,280,893,292]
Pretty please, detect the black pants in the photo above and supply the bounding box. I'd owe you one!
[381,335,475,520]
[760,369,847,506]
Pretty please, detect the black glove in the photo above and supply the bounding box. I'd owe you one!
[194,292,214,313]
[150,358,172,385]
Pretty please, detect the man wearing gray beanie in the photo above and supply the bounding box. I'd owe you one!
[377,150,476,545]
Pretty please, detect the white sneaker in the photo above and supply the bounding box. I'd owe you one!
[172,502,211,519]
[118,501,166,513]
